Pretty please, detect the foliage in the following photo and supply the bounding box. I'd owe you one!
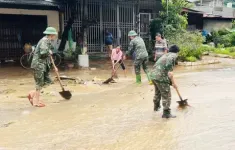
[217,28,231,35]
[213,47,235,57]
[185,56,197,62]
[232,20,235,28]
[160,0,191,38]
[210,28,235,47]
[167,30,204,61]
[148,0,204,62]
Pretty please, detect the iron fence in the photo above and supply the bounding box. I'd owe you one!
[64,0,136,53]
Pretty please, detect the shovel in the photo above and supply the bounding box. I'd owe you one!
[103,63,121,84]
[50,55,72,100]
[175,87,189,108]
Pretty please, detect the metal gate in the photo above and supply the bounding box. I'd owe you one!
[139,13,151,39]
[64,0,136,53]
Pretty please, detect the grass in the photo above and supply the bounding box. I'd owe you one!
[213,48,235,57]
[185,56,197,62]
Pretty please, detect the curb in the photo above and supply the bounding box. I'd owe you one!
[178,59,220,66]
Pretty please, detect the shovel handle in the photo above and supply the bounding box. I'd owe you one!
[175,87,183,101]
[112,62,121,77]
[50,55,64,91]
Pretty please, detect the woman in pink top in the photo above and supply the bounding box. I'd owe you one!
[111,46,126,77]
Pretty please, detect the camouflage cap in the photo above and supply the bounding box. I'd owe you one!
[43,27,58,35]
[128,30,138,36]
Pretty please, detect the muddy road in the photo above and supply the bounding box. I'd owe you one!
[0,57,235,150]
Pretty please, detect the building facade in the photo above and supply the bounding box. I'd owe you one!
[0,0,61,61]
[0,0,161,60]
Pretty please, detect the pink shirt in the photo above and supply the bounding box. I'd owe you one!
[111,48,123,61]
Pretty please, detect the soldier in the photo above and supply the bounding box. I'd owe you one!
[27,27,58,107]
[126,30,152,84]
[150,45,180,118]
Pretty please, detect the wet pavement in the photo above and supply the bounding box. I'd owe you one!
[0,57,235,150]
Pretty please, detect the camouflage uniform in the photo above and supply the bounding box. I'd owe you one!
[126,36,149,75]
[150,53,178,110]
[31,36,54,90]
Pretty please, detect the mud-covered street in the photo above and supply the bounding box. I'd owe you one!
[1,57,235,150]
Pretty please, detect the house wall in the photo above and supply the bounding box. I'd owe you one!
[203,19,232,32]
[0,8,60,32]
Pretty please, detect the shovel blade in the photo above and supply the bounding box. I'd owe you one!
[103,78,115,84]
[59,90,72,100]
[177,99,189,107]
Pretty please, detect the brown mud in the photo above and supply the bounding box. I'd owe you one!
[0,56,235,150]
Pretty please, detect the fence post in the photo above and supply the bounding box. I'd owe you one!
[117,3,121,46]
[100,0,104,52]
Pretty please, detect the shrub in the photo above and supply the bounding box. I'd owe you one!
[198,45,216,52]
[229,47,235,53]
[185,56,197,62]
[215,34,232,47]
[217,28,230,36]
[211,28,235,47]
[167,30,204,61]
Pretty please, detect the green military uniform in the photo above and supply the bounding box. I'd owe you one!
[127,30,151,83]
[150,52,177,111]
[31,36,54,90]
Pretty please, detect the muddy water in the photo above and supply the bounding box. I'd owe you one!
[1,57,235,150]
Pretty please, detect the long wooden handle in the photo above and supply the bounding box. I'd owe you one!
[112,62,122,77]
[175,87,183,101]
[50,55,64,91]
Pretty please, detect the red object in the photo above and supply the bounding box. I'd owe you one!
[27,94,33,106]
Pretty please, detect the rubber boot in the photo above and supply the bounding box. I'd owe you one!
[136,75,141,84]
[162,109,176,118]
[146,73,153,85]
[154,102,161,111]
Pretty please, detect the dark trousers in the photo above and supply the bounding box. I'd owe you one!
[114,60,126,70]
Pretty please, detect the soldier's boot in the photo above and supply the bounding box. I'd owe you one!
[146,73,153,85]
[162,109,176,118]
[136,75,141,84]
[154,102,161,111]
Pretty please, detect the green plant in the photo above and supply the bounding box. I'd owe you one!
[211,28,235,47]
[229,47,235,52]
[232,19,235,28]
[185,56,197,62]
[160,0,190,37]
[217,43,225,48]
[217,28,230,36]
[169,31,204,61]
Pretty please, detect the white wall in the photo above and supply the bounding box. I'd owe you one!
[0,8,60,32]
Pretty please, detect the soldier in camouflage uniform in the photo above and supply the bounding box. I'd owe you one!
[150,45,180,118]
[28,27,58,107]
[126,30,152,84]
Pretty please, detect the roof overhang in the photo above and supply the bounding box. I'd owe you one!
[182,7,204,14]
[0,0,61,11]
[203,14,235,19]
